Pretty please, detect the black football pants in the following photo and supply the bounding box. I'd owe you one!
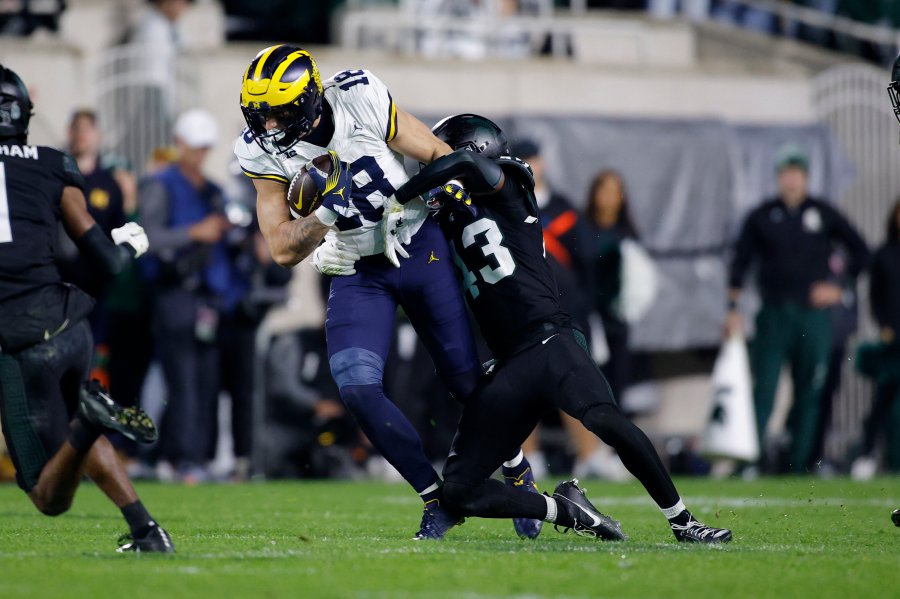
[442,329,679,518]
[0,320,92,491]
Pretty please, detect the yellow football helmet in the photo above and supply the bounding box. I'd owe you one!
[240,45,323,153]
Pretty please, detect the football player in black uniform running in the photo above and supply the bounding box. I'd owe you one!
[887,53,900,529]
[381,114,732,543]
[0,65,172,552]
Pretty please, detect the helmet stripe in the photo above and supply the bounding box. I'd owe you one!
[272,51,312,90]
[252,45,283,81]
[253,44,294,80]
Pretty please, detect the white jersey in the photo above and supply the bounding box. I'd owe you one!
[234,69,427,257]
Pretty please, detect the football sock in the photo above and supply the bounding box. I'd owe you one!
[503,450,525,469]
[339,383,440,492]
[580,404,680,508]
[121,500,153,535]
[419,482,442,505]
[661,499,687,520]
[543,494,558,523]
[502,451,531,481]
[67,413,102,453]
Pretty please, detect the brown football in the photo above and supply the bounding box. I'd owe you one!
[286,154,332,219]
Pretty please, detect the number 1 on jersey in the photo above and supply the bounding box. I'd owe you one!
[0,163,12,243]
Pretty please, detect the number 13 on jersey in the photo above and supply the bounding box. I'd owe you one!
[453,217,516,299]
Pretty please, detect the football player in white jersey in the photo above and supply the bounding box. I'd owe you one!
[234,45,540,540]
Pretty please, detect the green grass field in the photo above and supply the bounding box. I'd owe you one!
[0,477,897,598]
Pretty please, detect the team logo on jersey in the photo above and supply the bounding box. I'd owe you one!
[428,250,440,264]
[89,188,110,210]
[43,319,69,341]
[802,208,822,233]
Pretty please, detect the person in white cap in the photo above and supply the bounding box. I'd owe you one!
[138,108,232,483]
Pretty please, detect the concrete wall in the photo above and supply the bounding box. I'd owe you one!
[2,25,815,181]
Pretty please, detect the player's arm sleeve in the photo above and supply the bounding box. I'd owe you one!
[384,90,399,143]
[75,225,134,276]
[234,132,290,184]
[139,179,192,253]
[338,70,398,142]
[59,184,131,276]
[728,211,758,290]
[825,204,870,278]
[240,165,290,184]
[394,150,504,205]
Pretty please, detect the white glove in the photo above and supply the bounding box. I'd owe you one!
[111,222,149,259]
[381,194,411,268]
[312,241,361,276]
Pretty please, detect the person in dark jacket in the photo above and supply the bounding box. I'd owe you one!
[852,199,900,478]
[585,169,641,403]
[726,145,869,473]
[56,109,132,388]
[511,139,609,480]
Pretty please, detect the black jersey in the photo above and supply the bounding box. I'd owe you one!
[0,143,93,352]
[433,159,570,358]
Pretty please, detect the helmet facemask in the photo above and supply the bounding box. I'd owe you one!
[241,90,322,155]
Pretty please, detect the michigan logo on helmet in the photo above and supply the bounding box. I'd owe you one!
[240,45,324,154]
[0,65,33,144]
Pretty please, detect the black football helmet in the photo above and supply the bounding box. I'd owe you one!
[890,52,900,125]
[431,114,509,160]
[0,65,32,143]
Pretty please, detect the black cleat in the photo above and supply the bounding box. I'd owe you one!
[79,380,157,444]
[892,509,900,527]
[552,479,627,541]
[117,522,174,553]
[670,514,732,544]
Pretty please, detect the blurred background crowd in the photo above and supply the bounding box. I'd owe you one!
[1,0,899,485]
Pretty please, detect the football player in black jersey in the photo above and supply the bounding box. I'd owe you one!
[0,65,172,552]
[887,52,900,529]
[889,52,900,136]
[381,114,732,543]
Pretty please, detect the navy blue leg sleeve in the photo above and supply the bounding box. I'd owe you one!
[331,347,439,494]
[340,383,439,493]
